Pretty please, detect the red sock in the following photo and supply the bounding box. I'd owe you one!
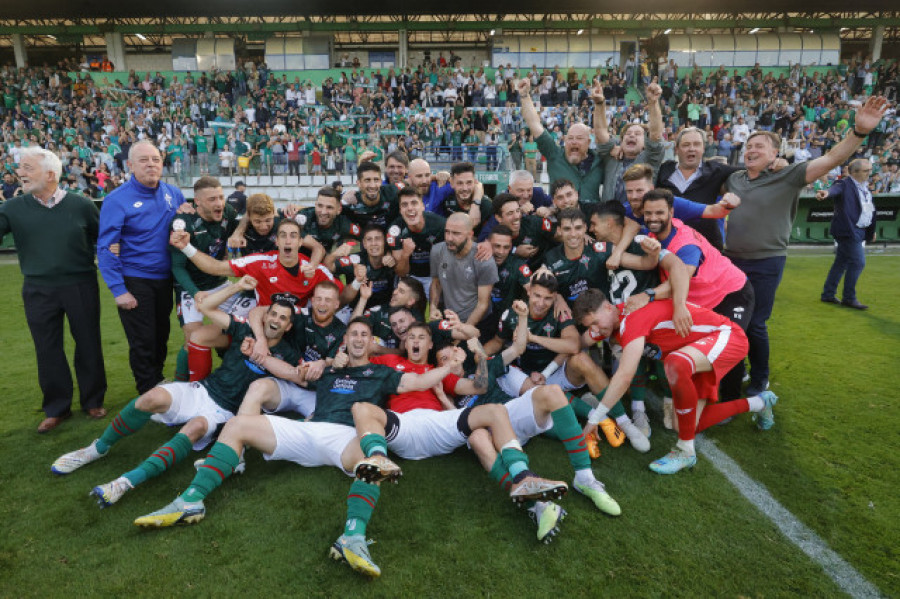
[188,341,212,382]
[697,399,750,432]
[664,352,699,441]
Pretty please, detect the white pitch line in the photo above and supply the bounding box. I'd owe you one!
[696,436,884,599]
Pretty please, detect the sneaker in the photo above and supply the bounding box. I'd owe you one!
[754,390,779,431]
[51,440,106,475]
[354,454,402,484]
[90,477,133,508]
[618,419,651,453]
[649,448,698,475]
[509,475,568,503]
[329,534,381,578]
[134,497,206,528]
[585,432,601,459]
[598,418,625,448]
[662,397,674,430]
[632,410,652,439]
[193,456,246,475]
[528,501,566,544]
[746,379,770,398]
[573,478,621,516]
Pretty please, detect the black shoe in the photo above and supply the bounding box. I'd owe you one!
[841,299,868,310]
[820,296,840,305]
[746,380,769,397]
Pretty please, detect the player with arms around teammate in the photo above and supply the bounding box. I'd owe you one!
[133,317,464,579]
[574,289,778,475]
[50,277,302,505]
[170,176,247,382]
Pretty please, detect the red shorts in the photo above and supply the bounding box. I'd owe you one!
[681,325,748,403]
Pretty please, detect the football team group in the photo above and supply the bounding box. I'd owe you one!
[2,82,888,578]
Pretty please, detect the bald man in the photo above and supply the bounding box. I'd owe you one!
[429,213,499,339]
[407,158,453,214]
[518,78,613,204]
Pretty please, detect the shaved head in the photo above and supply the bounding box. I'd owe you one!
[407,158,432,196]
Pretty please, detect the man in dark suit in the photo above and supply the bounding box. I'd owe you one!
[818,159,877,310]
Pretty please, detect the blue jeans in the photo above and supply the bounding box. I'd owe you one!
[822,237,865,302]
[730,255,787,386]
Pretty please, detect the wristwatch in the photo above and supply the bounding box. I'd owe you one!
[645,288,656,302]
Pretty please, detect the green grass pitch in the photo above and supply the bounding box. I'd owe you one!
[0,250,897,597]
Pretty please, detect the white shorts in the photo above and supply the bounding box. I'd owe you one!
[546,360,579,392]
[150,382,235,450]
[178,282,257,325]
[264,417,357,476]
[269,378,317,417]
[498,366,528,398]
[504,388,552,445]
[388,408,467,460]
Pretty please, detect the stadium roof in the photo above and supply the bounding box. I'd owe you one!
[9,0,898,19]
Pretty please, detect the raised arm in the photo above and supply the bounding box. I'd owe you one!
[516,79,545,139]
[645,83,664,142]
[171,230,235,277]
[500,300,530,365]
[805,96,888,184]
[591,81,610,145]
[198,276,257,330]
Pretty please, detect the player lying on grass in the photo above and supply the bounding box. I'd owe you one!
[50,276,301,505]
[347,317,569,552]
[132,318,564,580]
[573,289,778,475]
[484,273,651,453]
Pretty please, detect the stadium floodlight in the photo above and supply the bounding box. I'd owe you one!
[663,29,672,35]
[136,33,148,41]
[749,27,760,34]
[490,29,495,36]
[577,29,584,35]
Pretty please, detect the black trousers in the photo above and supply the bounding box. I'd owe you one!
[712,278,755,402]
[22,278,107,417]
[118,276,173,395]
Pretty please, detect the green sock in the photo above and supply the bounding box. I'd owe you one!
[609,400,626,420]
[344,480,381,537]
[488,455,513,491]
[360,433,388,457]
[180,442,241,503]
[175,347,189,382]
[123,433,192,486]
[550,405,591,471]
[500,445,529,479]
[96,399,152,453]
[565,392,594,420]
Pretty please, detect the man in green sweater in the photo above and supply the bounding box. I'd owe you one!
[0,147,107,433]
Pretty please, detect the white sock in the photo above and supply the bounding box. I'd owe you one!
[747,396,765,412]
[615,415,631,427]
[631,401,646,413]
[574,468,596,486]
[676,438,696,456]
[501,439,523,452]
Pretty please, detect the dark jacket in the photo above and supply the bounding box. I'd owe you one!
[826,178,877,242]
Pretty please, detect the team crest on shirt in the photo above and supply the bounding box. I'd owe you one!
[519,264,531,277]
[579,255,590,266]
[133,201,143,208]
[325,333,336,345]
[362,368,374,376]
[593,242,607,253]
[269,277,278,283]
[543,323,555,334]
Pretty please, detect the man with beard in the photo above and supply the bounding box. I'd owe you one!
[434,162,492,236]
[342,161,399,229]
[430,213,499,337]
[517,79,612,204]
[170,176,245,382]
[595,83,665,204]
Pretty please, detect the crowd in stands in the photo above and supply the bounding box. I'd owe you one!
[0,54,898,203]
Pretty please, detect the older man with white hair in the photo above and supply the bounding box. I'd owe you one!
[0,147,107,432]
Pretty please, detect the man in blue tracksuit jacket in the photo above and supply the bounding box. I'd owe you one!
[98,141,185,393]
